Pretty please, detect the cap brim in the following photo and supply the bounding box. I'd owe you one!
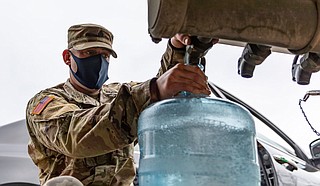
[72,41,117,58]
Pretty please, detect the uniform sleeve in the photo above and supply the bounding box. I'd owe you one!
[156,39,186,77]
[26,80,152,158]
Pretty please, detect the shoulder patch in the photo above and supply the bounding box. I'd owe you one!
[32,96,54,115]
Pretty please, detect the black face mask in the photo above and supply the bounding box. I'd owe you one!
[70,52,109,89]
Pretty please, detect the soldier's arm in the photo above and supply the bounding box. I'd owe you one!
[26,80,152,158]
[156,39,186,77]
[156,35,218,76]
[154,36,212,99]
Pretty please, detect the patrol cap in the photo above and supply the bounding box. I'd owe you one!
[68,23,117,58]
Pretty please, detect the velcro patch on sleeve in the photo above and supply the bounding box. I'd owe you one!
[32,96,54,115]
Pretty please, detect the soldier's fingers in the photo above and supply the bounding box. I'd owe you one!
[211,38,219,45]
[173,64,208,87]
[172,34,191,48]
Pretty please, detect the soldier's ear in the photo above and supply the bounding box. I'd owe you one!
[62,49,71,65]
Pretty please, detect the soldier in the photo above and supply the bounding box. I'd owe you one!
[26,23,213,185]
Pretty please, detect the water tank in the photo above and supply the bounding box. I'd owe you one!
[148,0,320,54]
[138,96,260,186]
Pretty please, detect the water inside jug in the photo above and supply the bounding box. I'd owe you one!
[138,96,260,186]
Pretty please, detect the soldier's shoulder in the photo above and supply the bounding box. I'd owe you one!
[26,83,65,111]
[103,82,122,91]
[29,83,63,99]
[103,81,143,91]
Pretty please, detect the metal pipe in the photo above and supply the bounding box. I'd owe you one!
[148,0,320,54]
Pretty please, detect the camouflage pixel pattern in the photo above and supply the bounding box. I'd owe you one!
[26,40,184,185]
[68,23,117,58]
[157,41,186,76]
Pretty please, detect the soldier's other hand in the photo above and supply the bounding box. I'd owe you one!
[170,34,219,49]
[156,63,210,99]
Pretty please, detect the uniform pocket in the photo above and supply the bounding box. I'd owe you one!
[91,165,116,186]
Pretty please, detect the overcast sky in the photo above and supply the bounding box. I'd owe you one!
[1,0,320,155]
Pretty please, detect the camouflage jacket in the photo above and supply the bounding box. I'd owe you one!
[26,40,185,186]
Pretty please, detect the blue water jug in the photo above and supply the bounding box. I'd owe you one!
[138,96,260,186]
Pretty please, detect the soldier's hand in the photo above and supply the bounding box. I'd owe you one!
[171,34,219,49]
[156,63,210,99]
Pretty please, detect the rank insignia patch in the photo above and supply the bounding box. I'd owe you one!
[32,96,54,115]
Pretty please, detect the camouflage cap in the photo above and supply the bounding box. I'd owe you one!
[68,23,117,58]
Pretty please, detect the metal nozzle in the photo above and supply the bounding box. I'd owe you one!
[302,90,320,101]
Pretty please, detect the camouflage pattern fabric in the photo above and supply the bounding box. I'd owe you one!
[26,40,184,185]
[157,40,186,76]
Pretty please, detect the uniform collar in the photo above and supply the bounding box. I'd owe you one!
[63,79,101,106]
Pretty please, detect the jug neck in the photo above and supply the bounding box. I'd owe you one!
[178,36,212,98]
[177,91,208,98]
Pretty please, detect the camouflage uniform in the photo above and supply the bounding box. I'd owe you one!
[26,40,185,185]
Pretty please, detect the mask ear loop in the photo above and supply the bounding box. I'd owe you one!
[299,90,320,136]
